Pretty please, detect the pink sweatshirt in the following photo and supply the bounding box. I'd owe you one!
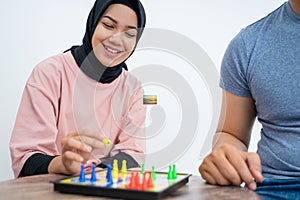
[10,52,146,177]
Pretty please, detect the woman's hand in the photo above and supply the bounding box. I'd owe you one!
[48,130,107,175]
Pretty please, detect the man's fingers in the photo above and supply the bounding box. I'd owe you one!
[226,151,255,188]
[219,146,262,190]
[204,161,231,185]
[213,157,242,186]
[247,153,263,182]
[232,152,262,190]
[200,151,239,186]
[199,145,263,191]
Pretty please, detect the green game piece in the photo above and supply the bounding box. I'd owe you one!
[151,166,156,181]
[172,164,177,179]
[141,163,145,174]
[167,165,173,180]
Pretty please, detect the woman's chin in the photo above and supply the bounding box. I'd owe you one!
[99,57,127,67]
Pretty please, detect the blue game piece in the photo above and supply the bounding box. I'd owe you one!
[106,164,113,185]
[90,165,97,182]
[79,164,85,182]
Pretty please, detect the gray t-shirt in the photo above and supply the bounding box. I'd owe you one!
[220,1,300,179]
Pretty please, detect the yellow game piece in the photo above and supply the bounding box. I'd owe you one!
[121,160,127,180]
[112,169,118,179]
[121,160,127,173]
[112,159,119,179]
[101,139,111,146]
[113,159,118,169]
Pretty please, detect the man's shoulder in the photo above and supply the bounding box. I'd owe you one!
[243,2,287,35]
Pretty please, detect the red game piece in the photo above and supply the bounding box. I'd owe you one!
[128,172,135,189]
[142,173,148,189]
[133,172,141,189]
[142,172,153,189]
[128,171,141,189]
[146,172,153,188]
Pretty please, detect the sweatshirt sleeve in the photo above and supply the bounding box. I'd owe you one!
[21,153,56,176]
[10,61,61,177]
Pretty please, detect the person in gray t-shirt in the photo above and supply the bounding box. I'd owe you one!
[199,0,300,191]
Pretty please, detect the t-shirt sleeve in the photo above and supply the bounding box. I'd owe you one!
[220,30,252,97]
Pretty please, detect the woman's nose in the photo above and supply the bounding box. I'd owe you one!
[108,32,123,45]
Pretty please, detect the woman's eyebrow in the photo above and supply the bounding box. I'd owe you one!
[103,15,137,30]
[103,15,117,23]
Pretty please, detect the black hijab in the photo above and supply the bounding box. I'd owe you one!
[67,0,146,83]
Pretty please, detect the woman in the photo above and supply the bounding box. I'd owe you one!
[10,0,147,177]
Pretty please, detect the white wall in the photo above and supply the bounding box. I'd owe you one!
[0,0,285,181]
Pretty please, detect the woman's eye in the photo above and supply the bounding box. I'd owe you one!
[103,23,114,29]
[125,32,136,38]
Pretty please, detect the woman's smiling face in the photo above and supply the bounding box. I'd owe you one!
[91,4,138,67]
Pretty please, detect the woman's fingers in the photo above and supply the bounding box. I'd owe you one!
[60,130,111,175]
[77,135,105,149]
[62,137,92,153]
[66,130,109,149]
[77,130,106,141]
[63,150,84,163]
